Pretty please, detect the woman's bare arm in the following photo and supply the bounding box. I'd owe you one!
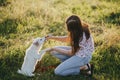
[47,36,70,42]
[53,47,73,56]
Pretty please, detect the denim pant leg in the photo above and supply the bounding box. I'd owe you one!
[54,55,91,76]
[50,46,72,62]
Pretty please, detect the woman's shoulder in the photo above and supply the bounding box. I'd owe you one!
[82,32,93,42]
[82,32,86,40]
[79,32,86,44]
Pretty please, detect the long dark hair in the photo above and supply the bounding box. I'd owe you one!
[66,15,90,55]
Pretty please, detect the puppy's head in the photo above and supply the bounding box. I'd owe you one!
[33,37,46,46]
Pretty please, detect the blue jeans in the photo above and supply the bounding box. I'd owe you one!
[51,46,92,76]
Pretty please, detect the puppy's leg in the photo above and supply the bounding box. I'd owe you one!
[17,69,22,74]
[38,48,51,60]
[17,69,26,75]
[27,73,35,77]
[38,51,46,61]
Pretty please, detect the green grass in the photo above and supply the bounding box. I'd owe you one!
[0,0,120,80]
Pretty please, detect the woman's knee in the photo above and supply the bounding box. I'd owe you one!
[54,68,61,75]
[54,68,65,76]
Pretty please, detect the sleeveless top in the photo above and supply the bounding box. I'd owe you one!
[75,32,94,57]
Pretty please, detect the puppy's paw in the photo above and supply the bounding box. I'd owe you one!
[28,73,35,77]
[17,69,23,74]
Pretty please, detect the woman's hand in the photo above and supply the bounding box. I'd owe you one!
[45,34,53,40]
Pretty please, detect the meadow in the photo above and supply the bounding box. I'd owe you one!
[0,0,120,80]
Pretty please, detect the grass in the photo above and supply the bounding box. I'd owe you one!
[0,0,120,80]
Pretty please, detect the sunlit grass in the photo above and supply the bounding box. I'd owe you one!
[0,0,120,80]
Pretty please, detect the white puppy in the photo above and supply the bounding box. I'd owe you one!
[17,37,49,77]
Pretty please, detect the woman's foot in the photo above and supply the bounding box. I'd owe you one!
[86,63,94,77]
[80,63,94,77]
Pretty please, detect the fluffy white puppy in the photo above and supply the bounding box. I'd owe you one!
[17,37,49,77]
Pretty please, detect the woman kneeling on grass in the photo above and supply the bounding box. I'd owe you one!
[46,15,94,76]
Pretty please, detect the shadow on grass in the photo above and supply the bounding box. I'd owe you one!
[0,0,11,7]
[103,0,120,2]
[0,18,19,37]
[53,75,97,80]
[0,48,25,80]
[0,48,97,80]
[103,12,120,26]
[0,44,119,80]
[34,69,97,80]
[92,45,120,79]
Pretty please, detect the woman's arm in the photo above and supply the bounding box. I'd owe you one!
[52,47,73,56]
[47,36,70,42]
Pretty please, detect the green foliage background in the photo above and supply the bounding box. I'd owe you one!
[0,0,120,80]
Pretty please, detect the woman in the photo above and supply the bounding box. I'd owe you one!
[46,15,94,76]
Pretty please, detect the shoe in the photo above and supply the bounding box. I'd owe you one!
[86,63,94,77]
[80,63,94,77]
